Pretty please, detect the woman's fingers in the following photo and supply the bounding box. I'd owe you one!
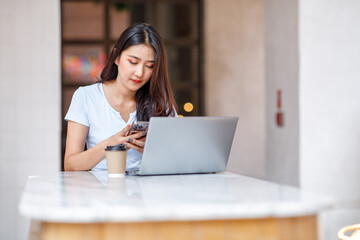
[126,134,146,154]
[128,130,147,140]
[127,137,145,147]
[113,125,147,146]
[113,125,133,145]
[120,124,133,136]
[126,141,144,154]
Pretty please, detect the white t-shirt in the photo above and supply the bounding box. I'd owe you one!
[65,83,142,172]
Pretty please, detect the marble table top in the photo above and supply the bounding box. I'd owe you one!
[18,171,333,223]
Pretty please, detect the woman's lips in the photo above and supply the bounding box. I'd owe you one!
[131,79,142,84]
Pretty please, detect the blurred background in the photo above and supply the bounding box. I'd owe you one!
[1,0,360,239]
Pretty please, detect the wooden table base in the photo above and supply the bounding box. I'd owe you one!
[29,215,317,240]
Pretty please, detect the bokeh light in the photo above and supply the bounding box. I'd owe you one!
[184,102,194,112]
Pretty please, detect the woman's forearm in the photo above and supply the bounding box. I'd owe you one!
[64,137,116,171]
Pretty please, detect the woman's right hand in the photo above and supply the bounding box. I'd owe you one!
[111,124,147,153]
[110,124,145,144]
[111,124,133,145]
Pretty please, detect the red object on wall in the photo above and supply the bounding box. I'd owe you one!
[276,89,284,127]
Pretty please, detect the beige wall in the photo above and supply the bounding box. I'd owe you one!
[264,0,360,239]
[0,1,61,239]
[204,0,265,178]
[299,1,360,239]
[264,0,300,186]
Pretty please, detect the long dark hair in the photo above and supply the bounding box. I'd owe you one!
[99,23,177,121]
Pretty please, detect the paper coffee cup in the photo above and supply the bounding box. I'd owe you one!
[105,144,127,177]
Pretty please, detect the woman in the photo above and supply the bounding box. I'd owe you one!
[64,23,177,171]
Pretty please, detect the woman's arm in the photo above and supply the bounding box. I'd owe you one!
[64,121,145,171]
[64,121,109,171]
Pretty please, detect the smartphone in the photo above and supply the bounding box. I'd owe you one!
[128,121,149,136]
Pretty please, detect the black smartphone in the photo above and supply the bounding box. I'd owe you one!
[128,121,149,136]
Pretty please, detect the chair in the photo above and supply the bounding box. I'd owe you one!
[338,224,360,240]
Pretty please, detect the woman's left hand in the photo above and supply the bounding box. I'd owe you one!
[125,131,147,154]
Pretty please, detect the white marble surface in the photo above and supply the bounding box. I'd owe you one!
[18,171,333,223]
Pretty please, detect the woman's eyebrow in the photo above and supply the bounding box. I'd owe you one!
[127,55,155,62]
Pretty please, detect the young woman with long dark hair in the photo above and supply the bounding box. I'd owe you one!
[64,23,177,171]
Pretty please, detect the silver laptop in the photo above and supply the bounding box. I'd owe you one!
[128,116,238,176]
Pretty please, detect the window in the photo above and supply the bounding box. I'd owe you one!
[61,0,203,169]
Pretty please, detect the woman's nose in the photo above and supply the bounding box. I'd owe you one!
[134,65,144,78]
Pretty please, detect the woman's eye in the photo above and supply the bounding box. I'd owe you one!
[146,65,154,69]
[129,60,137,65]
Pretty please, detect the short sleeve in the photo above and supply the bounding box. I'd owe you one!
[64,87,89,127]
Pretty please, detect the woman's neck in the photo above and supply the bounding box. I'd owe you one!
[102,80,137,120]
[105,79,136,103]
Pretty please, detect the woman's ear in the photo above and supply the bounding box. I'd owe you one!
[112,48,119,65]
[114,56,120,65]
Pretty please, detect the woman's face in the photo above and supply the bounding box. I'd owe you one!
[115,44,155,92]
